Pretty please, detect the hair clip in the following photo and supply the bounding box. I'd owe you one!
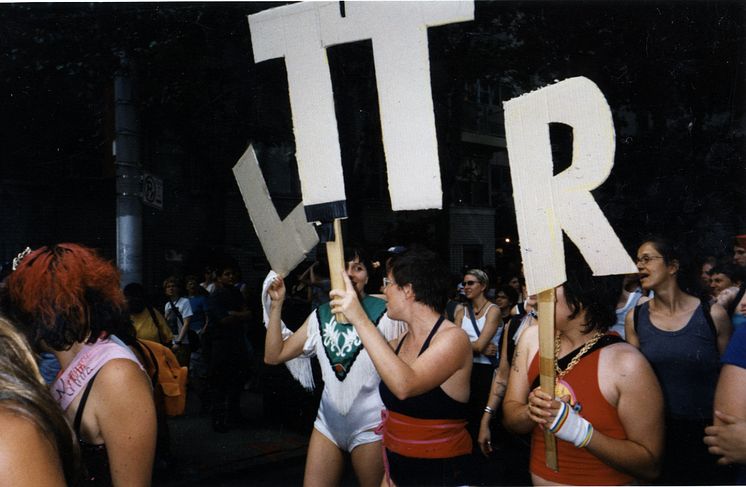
[12,247,31,271]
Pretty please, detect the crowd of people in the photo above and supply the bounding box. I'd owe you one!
[0,235,744,485]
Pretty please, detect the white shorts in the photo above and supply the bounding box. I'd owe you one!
[313,382,383,452]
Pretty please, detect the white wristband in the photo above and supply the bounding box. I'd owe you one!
[548,400,594,448]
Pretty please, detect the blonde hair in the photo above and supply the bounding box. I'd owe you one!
[0,316,80,484]
[465,268,489,288]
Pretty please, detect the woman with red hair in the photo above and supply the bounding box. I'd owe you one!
[5,243,156,486]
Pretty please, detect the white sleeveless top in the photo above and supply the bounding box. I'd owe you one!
[460,303,503,365]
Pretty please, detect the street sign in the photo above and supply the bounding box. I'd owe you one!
[142,172,163,210]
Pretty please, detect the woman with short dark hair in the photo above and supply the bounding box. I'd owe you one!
[6,244,156,486]
[504,265,664,485]
[331,248,473,486]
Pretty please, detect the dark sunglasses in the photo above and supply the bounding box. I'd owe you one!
[462,280,479,286]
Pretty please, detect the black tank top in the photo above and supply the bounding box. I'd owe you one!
[379,316,468,420]
[74,372,112,486]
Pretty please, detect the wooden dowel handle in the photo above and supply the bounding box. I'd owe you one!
[538,288,558,471]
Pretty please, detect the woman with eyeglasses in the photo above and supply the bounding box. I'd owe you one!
[265,247,405,487]
[625,237,733,485]
[330,248,472,486]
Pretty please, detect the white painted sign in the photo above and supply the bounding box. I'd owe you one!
[232,146,319,277]
[503,77,637,294]
[247,1,474,214]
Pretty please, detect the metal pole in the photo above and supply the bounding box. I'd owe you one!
[114,52,143,286]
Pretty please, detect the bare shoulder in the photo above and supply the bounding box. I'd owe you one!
[518,320,539,345]
[433,321,471,349]
[601,341,652,375]
[0,408,51,445]
[0,408,65,485]
[96,358,152,397]
[454,304,465,320]
[486,304,500,315]
[710,302,729,321]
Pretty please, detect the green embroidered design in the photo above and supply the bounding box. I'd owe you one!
[318,296,387,381]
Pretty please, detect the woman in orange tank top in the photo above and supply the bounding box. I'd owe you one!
[502,264,664,485]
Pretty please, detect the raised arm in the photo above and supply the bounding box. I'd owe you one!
[331,272,471,400]
[264,276,309,365]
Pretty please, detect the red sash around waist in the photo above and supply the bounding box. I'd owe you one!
[377,409,472,459]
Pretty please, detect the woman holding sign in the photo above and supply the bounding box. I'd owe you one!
[330,248,473,486]
[503,267,664,485]
[265,247,405,487]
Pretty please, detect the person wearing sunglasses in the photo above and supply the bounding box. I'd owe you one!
[452,268,503,483]
[626,237,733,484]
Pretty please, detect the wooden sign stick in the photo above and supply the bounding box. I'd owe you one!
[326,218,347,324]
[538,288,558,471]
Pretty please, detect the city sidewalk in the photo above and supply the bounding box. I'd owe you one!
[154,367,315,486]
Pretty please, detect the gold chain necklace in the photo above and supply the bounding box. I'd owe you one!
[554,331,604,379]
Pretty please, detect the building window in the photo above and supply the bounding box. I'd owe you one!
[463,244,483,269]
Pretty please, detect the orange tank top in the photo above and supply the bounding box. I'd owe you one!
[528,340,634,485]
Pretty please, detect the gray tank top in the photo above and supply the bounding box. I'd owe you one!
[636,301,719,420]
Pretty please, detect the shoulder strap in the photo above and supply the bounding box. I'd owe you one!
[699,299,718,339]
[533,334,622,390]
[728,286,746,317]
[633,302,643,334]
[467,302,481,337]
[147,306,166,345]
[419,316,446,356]
[394,333,408,355]
[467,303,499,366]
[73,370,101,436]
[168,300,184,326]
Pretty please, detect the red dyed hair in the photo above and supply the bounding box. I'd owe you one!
[6,244,125,349]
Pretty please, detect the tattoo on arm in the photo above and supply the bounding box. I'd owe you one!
[494,381,507,402]
[512,350,520,373]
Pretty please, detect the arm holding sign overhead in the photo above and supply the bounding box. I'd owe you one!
[503,77,637,470]
[503,76,637,295]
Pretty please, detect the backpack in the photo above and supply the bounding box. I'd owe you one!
[132,339,188,417]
